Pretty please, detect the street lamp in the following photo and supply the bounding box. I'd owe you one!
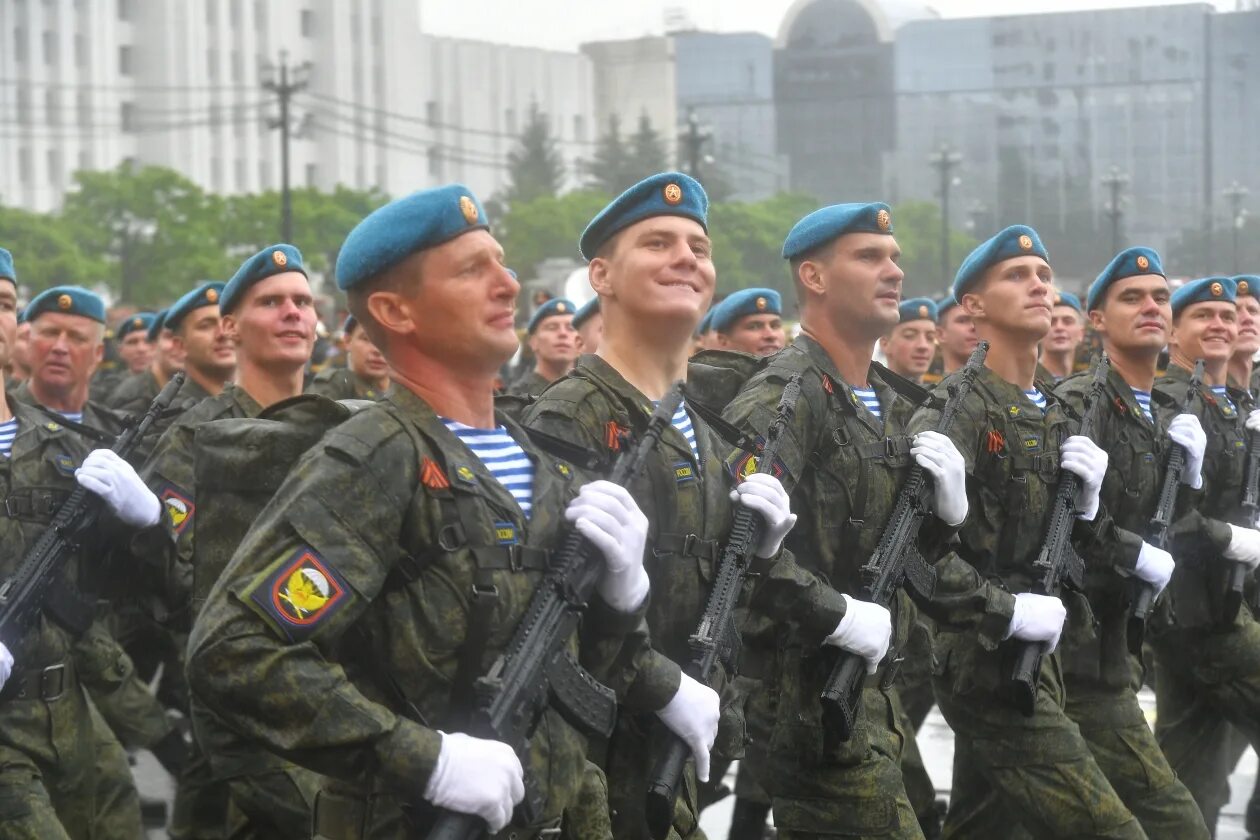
[1101,166,1130,255]
[929,143,963,283]
[1224,181,1250,273]
[966,201,988,235]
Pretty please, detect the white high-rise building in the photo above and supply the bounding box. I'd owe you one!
[0,0,596,212]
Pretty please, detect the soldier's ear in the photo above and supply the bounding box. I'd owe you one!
[588,259,612,297]
[364,290,416,340]
[1088,309,1105,332]
[796,261,826,297]
[962,292,984,319]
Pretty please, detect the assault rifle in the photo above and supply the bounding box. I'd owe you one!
[1006,355,1110,716]
[819,340,989,743]
[1130,359,1203,650]
[426,386,684,840]
[0,372,185,647]
[643,375,803,840]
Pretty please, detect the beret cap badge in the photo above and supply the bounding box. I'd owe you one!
[755,296,767,311]
[1136,255,1150,271]
[919,304,929,318]
[876,208,891,232]
[662,183,683,206]
[459,195,479,224]
[57,294,72,310]
[1241,280,1251,296]
[206,288,219,303]
[555,302,567,313]
[132,317,143,328]
[272,250,288,267]
[1018,234,1034,252]
[1211,282,1224,297]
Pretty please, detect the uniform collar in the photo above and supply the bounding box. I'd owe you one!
[793,333,890,434]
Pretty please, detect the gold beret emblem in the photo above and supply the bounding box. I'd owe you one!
[1211,281,1224,297]
[459,195,479,224]
[272,250,288,267]
[1054,294,1062,305]
[555,302,567,313]
[132,317,143,329]
[876,208,891,232]
[1240,280,1251,296]
[1136,255,1150,271]
[57,294,72,311]
[663,183,683,206]
[206,288,219,304]
[1018,234,1034,252]
[755,296,767,312]
[918,304,929,318]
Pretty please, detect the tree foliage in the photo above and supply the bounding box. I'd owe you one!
[496,190,613,281]
[887,201,980,298]
[504,103,565,207]
[0,206,106,294]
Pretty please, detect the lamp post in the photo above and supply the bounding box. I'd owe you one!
[1224,181,1250,273]
[929,143,963,283]
[1101,165,1130,254]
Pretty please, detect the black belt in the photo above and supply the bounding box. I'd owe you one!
[0,661,71,702]
[655,532,721,562]
[491,818,562,839]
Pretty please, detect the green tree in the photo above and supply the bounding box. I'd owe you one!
[585,114,635,195]
[496,190,613,280]
[626,113,669,183]
[709,193,819,301]
[0,206,106,294]
[887,201,980,297]
[504,103,565,206]
[223,186,388,274]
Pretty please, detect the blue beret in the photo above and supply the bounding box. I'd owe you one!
[1232,275,1260,301]
[782,202,893,261]
[116,312,156,340]
[1172,277,1236,316]
[936,294,959,316]
[1052,291,1083,314]
[342,314,359,335]
[580,172,708,261]
[572,298,601,331]
[696,307,717,337]
[952,225,1049,299]
[167,282,226,330]
[527,298,576,333]
[711,288,782,333]
[24,285,106,324]
[336,185,489,291]
[898,297,938,324]
[147,309,168,342]
[221,244,306,315]
[0,247,15,286]
[1087,247,1165,310]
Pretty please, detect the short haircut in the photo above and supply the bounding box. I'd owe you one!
[346,251,423,348]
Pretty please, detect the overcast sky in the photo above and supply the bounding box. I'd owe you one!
[420,0,1238,52]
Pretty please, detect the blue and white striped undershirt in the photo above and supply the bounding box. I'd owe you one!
[57,411,83,424]
[0,417,16,458]
[1131,388,1154,423]
[852,386,882,421]
[669,400,701,463]
[1211,385,1236,412]
[1024,388,1047,413]
[441,419,535,519]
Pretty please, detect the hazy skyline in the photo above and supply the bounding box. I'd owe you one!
[420,0,1238,51]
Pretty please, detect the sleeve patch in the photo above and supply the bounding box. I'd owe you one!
[248,546,350,642]
[158,482,195,535]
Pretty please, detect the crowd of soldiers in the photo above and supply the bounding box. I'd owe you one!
[3,168,1260,840]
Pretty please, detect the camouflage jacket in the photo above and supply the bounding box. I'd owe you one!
[186,384,661,823]
[105,369,159,412]
[9,380,125,442]
[306,367,387,401]
[508,370,553,400]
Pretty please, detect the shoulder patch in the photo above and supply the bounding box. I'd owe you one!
[420,457,450,489]
[52,453,78,476]
[727,435,787,482]
[157,481,195,535]
[248,546,350,642]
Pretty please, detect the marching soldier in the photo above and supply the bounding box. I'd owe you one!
[881,297,938,384]
[186,184,707,837]
[507,297,579,398]
[1040,291,1086,382]
[573,297,603,354]
[113,312,156,380]
[934,293,979,376]
[306,315,390,400]
[1228,275,1260,394]
[710,287,787,357]
[1051,247,1210,838]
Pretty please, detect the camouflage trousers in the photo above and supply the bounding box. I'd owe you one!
[560,761,613,840]
[932,632,1144,840]
[894,628,939,832]
[603,711,706,840]
[1152,608,1260,834]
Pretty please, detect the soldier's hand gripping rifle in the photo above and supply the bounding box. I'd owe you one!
[643,375,803,840]
[818,340,989,744]
[0,372,185,648]
[1129,359,1204,650]
[426,386,684,840]
[1006,356,1110,716]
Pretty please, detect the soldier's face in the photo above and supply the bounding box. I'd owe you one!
[12,322,30,372]
[965,256,1053,341]
[177,306,236,379]
[880,319,936,380]
[936,307,979,359]
[1089,275,1170,354]
[590,216,715,330]
[715,313,785,357]
[1170,301,1238,364]
[223,273,317,371]
[347,324,388,380]
[1235,297,1260,357]
[528,314,578,368]
[117,330,153,373]
[28,313,104,395]
[1045,305,1085,354]
[813,233,903,335]
[156,328,185,377]
[0,283,17,369]
[576,312,604,355]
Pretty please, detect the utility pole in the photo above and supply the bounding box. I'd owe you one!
[263,51,310,243]
[679,108,711,180]
[928,143,962,283]
[1101,165,1130,254]
[1225,180,1250,273]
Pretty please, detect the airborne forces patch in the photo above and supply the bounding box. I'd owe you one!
[248,546,350,642]
[157,482,195,535]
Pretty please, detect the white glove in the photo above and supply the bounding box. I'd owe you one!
[1225,524,1260,571]
[912,430,969,527]
[1005,592,1067,653]
[823,595,892,675]
[1133,541,1175,596]
[565,480,650,613]
[0,642,12,693]
[1246,408,1260,433]
[729,473,797,558]
[1059,436,1108,522]
[1166,414,1206,491]
[655,673,720,783]
[422,731,524,832]
[75,449,161,529]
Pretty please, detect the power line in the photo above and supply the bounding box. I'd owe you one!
[0,77,255,93]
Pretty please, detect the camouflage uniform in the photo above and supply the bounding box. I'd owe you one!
[908,365,1143,839]
[508,370,553,400]
[90,365,127,405]
[186,385,670,838]
[894,616,941,837]
[1051,365,1209,839]
[306,367,387,401]
[9,380,125,440]
[0,396,158,838]
[105,368,160,412]
[722,336,1008,839]
[1150,363,1260,832]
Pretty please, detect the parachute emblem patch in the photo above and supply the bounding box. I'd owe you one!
[158,483,195,535]
[250,546,348,641]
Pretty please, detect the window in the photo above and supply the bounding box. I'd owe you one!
[47,149,61,186]
[207,50,217,78]
[305,163,318,187]
[254,0,265,28]
[211,158,223,191]
[74,34,85,67]
[120,101,135,132]
[16,88,31,123]
[231,50,242,83]
[301,9,314,37]
[77,91,90,126]
[14,28,26,63]
[230,0,241,28]
[19,148,32,185]
[573,115,585,141]
[117,0,131,21]
[119,45,132,75]
[43,31,56,64]
[45,90,59,126]
[206,0,215,26]
[235,158,246,190]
